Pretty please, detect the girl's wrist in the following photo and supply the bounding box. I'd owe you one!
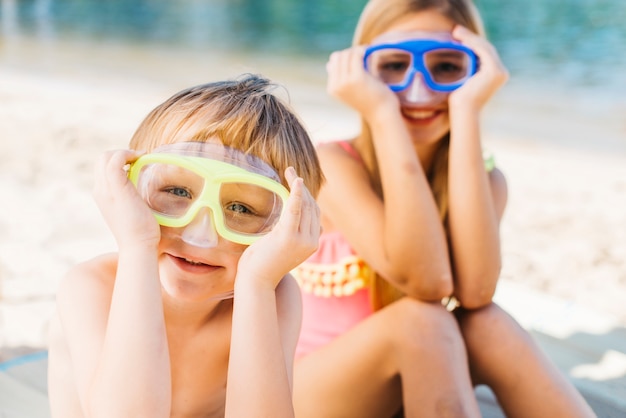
[447,100,481,122]
[366,105,404,132]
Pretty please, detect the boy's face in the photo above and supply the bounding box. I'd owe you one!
[128,141,288,302]
[157,224,245,303]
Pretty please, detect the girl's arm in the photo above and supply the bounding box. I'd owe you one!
[57,150,171,418]
[321,47,453,300]
[225,168,319,417]
[446,26,509,308]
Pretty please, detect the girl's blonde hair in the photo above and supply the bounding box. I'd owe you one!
[129,74,324,197]
[351,0,485,309]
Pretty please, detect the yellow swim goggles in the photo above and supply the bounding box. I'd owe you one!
[128,142,289,246]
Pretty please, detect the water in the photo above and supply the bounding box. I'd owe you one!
[2,0,625,95]
[478,0,626,96]
[1,0,624,153]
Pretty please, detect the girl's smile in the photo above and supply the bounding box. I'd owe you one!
[378,10,458,146]
[400,106,445,125]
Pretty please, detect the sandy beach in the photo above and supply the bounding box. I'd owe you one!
[0,38,625,354]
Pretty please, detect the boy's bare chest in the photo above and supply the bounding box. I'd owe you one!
[168,320,232,417]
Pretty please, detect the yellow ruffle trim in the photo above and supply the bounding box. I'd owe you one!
[293,256,374,297]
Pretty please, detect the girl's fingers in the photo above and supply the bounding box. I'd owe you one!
[349,45,365,74]
[452,25,486,53]
[449,25,508,107]
[453,25,507,74]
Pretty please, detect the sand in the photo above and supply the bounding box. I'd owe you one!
[0,39,625,351]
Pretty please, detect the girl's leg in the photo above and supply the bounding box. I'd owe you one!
[294,298,481,418]
[456,303,596,418]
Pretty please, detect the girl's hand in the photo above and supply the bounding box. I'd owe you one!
[236,167,321,290]
[326,46,400,123]
[449,25,509,110]
[92,149,161,250]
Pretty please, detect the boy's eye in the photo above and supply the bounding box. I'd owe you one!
[164,187,192,199]
[225,202,253,214]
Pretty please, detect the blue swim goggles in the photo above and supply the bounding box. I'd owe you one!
[364,39,478,92]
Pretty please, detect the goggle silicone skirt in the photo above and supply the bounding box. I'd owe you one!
[127,142,289,246]
[364,38,478,93]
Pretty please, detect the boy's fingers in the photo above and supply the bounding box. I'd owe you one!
[284,176,304,231]
[284,166,298,188]
[299,187,314,235]
[309,202,322,239]
[284,167,321,238]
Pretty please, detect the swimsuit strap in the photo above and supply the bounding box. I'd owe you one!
[337,141,364,164]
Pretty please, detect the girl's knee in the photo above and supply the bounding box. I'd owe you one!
[456,302,518,342]
[383,298,463,351]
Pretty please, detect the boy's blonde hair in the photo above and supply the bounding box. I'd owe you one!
[350,0,485,309]
[129,74,324,197]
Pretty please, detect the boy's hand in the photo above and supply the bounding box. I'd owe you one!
[93,149,161,250]
[236,167,321,290]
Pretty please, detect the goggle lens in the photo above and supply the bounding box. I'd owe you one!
[424,48,473,85]
[364,40,477,92]
[135,162,284,237]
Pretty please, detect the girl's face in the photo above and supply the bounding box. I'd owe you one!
[376,9,458,147]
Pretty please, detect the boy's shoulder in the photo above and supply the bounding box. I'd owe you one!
[57,253,119,305]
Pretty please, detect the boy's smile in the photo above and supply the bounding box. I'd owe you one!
[158,232,244,303]
[167,253,220,274]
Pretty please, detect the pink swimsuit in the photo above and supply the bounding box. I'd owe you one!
[294,142,374,359]
[294,141,495,358]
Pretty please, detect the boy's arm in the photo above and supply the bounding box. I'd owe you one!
[225,168,318,418]
[54,252,171,418]
[53,150,171,418]
[226,275,302,418]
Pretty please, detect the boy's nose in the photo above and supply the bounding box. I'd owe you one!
[181,207,219,248]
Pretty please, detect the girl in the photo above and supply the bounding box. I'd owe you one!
[293,1,594,417]
[47,74,324,417]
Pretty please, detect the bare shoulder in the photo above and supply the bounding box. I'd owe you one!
[56,253,118,318]
[316,140,348,157]
[316,140,364,173]
[60,253,117,289]
[316,140,370,190]
[49,253,119,417]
